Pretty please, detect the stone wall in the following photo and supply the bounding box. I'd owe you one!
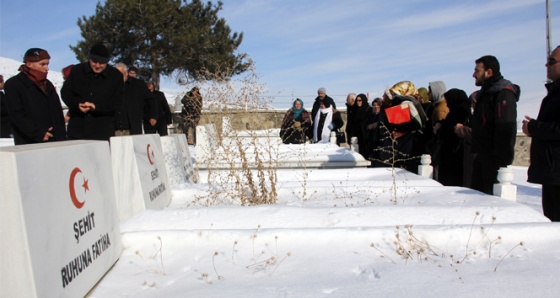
[172,110,531,167]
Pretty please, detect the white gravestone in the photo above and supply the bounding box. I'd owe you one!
[0,140,122,298]
[161,135,188,187]
[196,124,220,164]
[110,135,172,221]
[175,133,197,183]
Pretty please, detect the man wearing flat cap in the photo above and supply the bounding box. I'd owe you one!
[3,48,66,145]
[61,43,124,141]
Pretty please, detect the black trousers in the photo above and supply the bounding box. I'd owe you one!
[470,153,499,195]
[144,117,168,136]
[542,184,560,222]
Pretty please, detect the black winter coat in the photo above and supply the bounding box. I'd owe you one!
[311,95,337,120]
[345,103,357,143]
[115,77,156,135]
[313,109,344,143]
[527,80,560,185]
[470,75,518,167]
[438,89,472,186]
[0,91,11,138]
[154,90,172,124]
[4,72,66,145]
[61,62,123,141]
[352,104,374,158]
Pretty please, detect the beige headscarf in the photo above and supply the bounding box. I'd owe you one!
[385,81,418,100]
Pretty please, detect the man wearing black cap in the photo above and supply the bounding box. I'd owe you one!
[3,48,66,145]
[61,43,124,141]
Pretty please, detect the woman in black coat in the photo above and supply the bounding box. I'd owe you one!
[438,88,471,186]
[352,93,374,159]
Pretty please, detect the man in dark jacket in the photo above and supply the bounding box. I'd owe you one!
[523,45,560,221]
[345,93,357,144]
[145,81,172,136]
[4,48,66,145]
[61,43,123,141]
[114,63,156,135]
[470,55,519,195]
[0,74,11,138]
[311,87,337,120]
[180,86,203,144]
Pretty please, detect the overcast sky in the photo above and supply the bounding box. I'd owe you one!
[1,0,559,109]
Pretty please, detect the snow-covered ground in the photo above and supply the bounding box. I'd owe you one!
[88,158,560,298]
[3,55,557,297]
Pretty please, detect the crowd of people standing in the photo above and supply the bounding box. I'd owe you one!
[2,45,560,222]
[279,51,560,222]
[0,43,187,146]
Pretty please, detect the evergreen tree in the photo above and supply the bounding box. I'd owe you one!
[70,0,250,88]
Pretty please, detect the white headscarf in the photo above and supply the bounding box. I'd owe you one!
[313,106,333,143]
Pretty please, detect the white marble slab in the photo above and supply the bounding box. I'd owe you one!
[195,125,370,170]
[175,133,197,183]
[0,140,122,298]
[110,135,172,221]
[161,135,188,187]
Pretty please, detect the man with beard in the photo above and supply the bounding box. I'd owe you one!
[3,48,66,145]
[470,55,519,195]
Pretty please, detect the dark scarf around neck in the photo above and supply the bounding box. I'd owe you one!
[19,64,49,95]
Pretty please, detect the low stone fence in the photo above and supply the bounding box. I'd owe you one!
[171,110,531,166]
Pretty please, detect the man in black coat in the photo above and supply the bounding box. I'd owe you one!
[3,48,66,145]
[180,86,203,144]
[61,43,123,141]
[311,87,337,120]
[523,45,560,221]
[114,63,156,135]
[344,93,357,144]
[145,81,172,136]
[470,55,518,195]
[0,74,11,138]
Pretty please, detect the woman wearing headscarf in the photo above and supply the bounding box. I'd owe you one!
[365,97,383,163]
[312,100,343,144]
[437,88,472,186]
[375,81,427,171]
[351,93,374,158]
[280,98,312,144]
[429,81,449,134]
[428,81,448,176]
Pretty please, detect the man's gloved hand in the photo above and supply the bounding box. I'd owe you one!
[328,123,334,130]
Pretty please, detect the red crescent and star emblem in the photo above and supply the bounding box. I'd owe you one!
[147,144,155,165]
[69,167,87,209]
